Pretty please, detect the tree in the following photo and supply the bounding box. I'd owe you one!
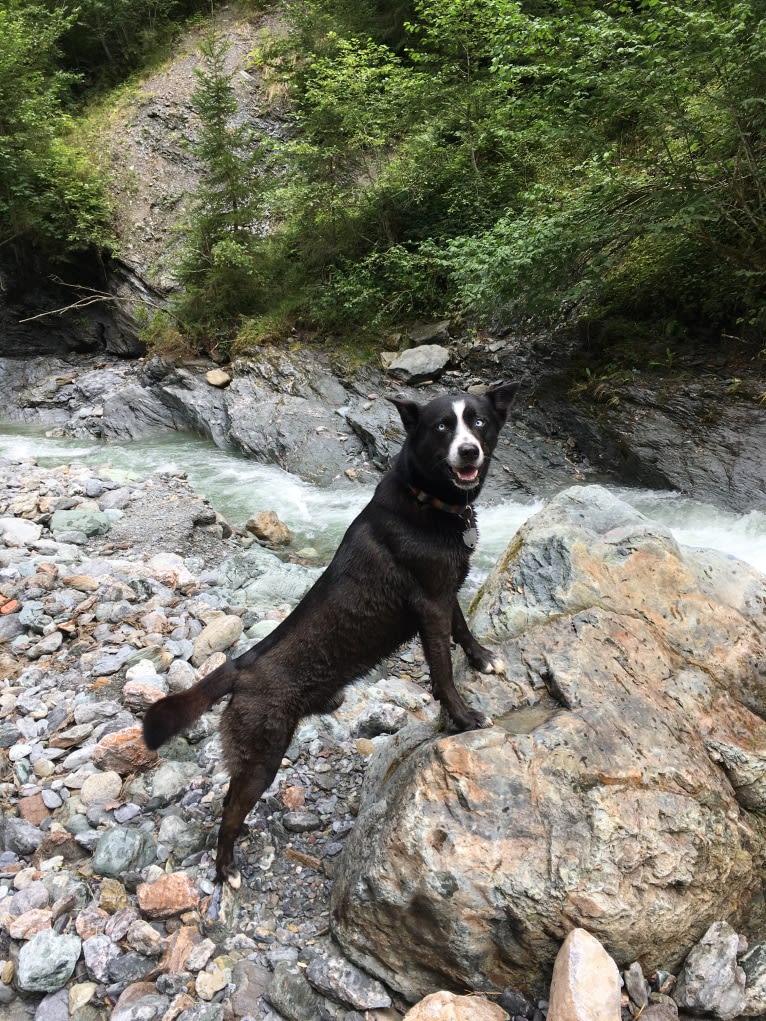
[0,1,110,257]
[174,33,268,341]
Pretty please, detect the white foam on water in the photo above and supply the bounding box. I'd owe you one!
[1,426,764,576]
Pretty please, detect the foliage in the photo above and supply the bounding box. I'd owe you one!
[248,0,766,340]
[172,33,271,344]
[0,1,111,257]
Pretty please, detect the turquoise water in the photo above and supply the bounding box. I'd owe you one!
[1,425,764,577]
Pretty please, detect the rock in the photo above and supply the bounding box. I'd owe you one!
[80,770,122,806]
[50,509,113,536]
[136,872,200,918]
[150,761,200,802]
[741,941,766,1015]
[624,961,650,1008]
[266,961,321,1021]
[0,517,43,546]
[405,320,451,346]
[402,991,509,1020]
[330,486,766,998]
[387,345,450,384]
[191,614,243,666]
[1,817,44,856]
[306,946,392,1009]
[547,929,621,1021]
[83,933,121,982]
[93,727,157,774]
[674,921,746,1019]
[206,369,231,388]
[8,907,53,939]
[231,959,271,1017]
[92,828,157,878]
[16,929,82,992]
[246,510,292,546]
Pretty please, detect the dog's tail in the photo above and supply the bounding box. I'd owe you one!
[143,661,237,750]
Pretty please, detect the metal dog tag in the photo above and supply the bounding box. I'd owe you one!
[463,526,478,550]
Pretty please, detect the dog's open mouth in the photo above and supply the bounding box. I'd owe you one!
[453,466,479,484]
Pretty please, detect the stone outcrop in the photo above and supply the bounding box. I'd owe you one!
[330,485,766,1000]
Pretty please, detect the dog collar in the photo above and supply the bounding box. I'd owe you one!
[406,483,468,515]
[406,485,479,549]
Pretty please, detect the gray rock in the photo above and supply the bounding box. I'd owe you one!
[35,989,69,1021]
[283,811,322,833]
[91,827,157,877]
[352,703,408,739]
[624,962,649,1008]
[306,947,392,1010]
[742,942,766,1015]
[267,961,322,1021]
[1,817,44,856]
[157,815,207,854]
[231,960,271,1017]
[9,880,49,915]
[387,345,450,384]
[112,993,170,1021]
[16,930,82,992]
[83,934,120,982]
[50,509,113,537]
[0,516,43,546]
[151,760,200,802]
[675,922,746,1020]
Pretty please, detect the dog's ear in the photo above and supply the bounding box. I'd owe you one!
[485,381,521,423]
[388,397,420,434]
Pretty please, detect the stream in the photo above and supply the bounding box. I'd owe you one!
[2,424,765,580]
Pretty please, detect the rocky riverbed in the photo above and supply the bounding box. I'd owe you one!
[0,455,765,1021]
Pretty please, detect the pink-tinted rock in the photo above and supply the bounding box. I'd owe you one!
[93,726,157,774]
[547,929,621,1021]
[403,991,509,1020]
[136,873,200,919]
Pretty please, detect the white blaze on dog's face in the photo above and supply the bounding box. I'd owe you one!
[447,399,484,488]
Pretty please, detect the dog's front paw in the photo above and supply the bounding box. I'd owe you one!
[469,646,506,676]
[452,708,493,732]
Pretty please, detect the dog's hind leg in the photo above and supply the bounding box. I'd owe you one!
[216,717,295,888]
[418,607,492,732]
[451,601,506,676]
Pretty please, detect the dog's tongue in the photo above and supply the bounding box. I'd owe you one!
[456,466,479,482]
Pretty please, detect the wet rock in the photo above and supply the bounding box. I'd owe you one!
[16,929,82,992]
[674,921,746,1020]
[547,929,621,1021]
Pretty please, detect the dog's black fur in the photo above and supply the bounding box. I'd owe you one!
[143,382,519,885]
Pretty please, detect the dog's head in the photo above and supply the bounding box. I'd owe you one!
[390,382,520,500]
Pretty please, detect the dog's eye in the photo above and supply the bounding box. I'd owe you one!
[437,422,448,432]
[474,418,485,428]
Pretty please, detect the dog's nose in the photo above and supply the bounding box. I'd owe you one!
[458,443,480,462]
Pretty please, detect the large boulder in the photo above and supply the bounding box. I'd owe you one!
[330,485,766,1000]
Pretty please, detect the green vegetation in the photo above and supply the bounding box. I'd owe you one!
[2,0,764,352]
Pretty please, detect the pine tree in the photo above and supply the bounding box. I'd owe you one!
[175,33,265,340]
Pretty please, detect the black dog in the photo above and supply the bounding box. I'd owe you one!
[143,382,518,885]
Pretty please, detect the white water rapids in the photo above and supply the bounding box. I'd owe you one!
[1,426,765,581]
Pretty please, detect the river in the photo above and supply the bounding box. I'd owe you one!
[1,425,765,582]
